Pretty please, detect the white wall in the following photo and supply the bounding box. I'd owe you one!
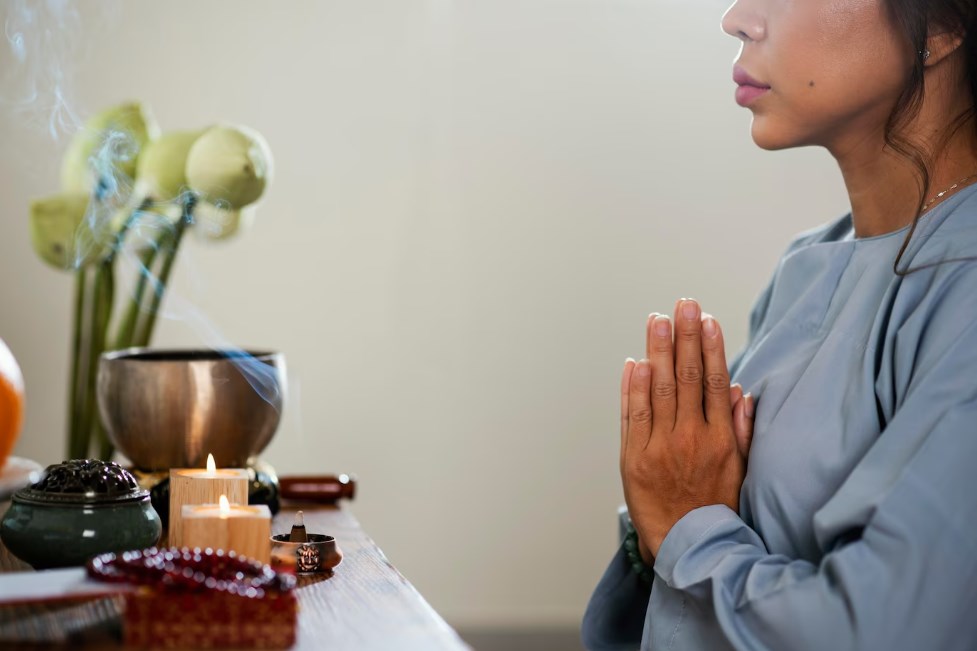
[0,0,847,630]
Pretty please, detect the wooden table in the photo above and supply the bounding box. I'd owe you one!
[0,504,470,650]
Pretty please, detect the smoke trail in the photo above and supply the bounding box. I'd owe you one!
[113,196,286,410]
[5,0,291,433]
[0,0,105,139]
[69,133,139,268]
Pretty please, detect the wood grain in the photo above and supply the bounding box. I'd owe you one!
[182,503,272,564]
[0,502,470,650]
[168,468,249,548]
[282,507,470,651]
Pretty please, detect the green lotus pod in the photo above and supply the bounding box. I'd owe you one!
[193,202,255,241]
[61,102,160,194]
[136,130,204,201]
[29,193,109,269]
[185,125,272,209]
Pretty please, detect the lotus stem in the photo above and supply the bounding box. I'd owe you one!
[128,231,168,348]
[91,262,115,460]
[75,260,114,460]
[69,192,147,460]
[132,194,196,347]
[67,267,88,459]
[110,198,156,351]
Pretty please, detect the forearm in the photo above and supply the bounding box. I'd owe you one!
[655,501,977,651]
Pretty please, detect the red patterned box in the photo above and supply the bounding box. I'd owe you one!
[123,588,297,649]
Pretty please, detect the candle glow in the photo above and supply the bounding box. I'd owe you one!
[182,499,272,563]
[168,459,248,548]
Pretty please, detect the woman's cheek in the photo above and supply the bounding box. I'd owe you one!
[748,80,830,151]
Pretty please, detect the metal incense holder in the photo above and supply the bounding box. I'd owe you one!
[270,511,342,574]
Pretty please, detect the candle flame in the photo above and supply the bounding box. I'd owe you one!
[206,454,216,473]
[219,494,230,516]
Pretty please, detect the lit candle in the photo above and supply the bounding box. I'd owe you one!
[181,495,272,564]
[168,454,249,548]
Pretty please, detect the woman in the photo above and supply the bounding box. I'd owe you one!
[583,0,977,649]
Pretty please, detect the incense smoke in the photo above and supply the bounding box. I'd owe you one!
[2,1,285,412]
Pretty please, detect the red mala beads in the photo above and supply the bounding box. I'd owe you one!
[87,547,296,598]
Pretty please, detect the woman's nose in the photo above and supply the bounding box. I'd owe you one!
[721,0,766,43]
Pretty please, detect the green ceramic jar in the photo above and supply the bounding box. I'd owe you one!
[0,459,161,569]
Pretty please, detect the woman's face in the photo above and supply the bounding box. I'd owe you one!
[721,0,913,153]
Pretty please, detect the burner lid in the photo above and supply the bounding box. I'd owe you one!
[14,459,149,506]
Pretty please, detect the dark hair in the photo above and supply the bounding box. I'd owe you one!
[885,0,977,274]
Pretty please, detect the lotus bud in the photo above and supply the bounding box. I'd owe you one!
[136,130,204,201]
[28,193,111,269]
[185,125,272,209]
[192,202,255,241]
[61,102,160,194]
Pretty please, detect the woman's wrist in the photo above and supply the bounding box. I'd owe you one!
[638,538,654,565]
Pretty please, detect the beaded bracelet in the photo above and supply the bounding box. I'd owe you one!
[87,547,296,598]
[623,523,654,585]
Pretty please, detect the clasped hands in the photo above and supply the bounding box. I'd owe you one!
[621,298,755,563]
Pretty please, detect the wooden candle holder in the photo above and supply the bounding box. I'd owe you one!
[182,503,272,564]
[168,468,249,548]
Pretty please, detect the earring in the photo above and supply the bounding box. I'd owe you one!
[921,49,931,62]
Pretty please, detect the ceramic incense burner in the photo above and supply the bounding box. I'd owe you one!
[0,459,161,569]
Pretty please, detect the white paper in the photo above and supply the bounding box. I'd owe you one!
[0,567,131,605]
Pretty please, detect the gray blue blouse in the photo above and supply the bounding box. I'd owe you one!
[583,183,977,650]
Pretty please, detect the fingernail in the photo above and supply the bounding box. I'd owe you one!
[682,300,699,320]
[702,316,718,337]
[744,393,755,418]
[625,357,635,365]
[654,315,670,337]
[637,359,651,377]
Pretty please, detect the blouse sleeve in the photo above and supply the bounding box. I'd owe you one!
[581,507,652,650]
[583,239,795,650]
[582,217,849,650]
[651,262,977,651]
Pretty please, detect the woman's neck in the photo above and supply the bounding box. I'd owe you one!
[832,73,977,239]
[835,132,977,239]
[836,146,918,239]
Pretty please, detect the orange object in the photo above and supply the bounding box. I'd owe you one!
[0,338,25,470]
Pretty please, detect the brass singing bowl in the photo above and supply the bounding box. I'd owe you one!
[97,348,286,471]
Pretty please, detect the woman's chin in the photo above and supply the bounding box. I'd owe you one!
[749,116,801,151]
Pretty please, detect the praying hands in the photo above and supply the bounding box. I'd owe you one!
[620,299,755,563]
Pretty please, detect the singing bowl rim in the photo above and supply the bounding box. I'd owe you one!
[97,347,286,470]
[101,347,281,364]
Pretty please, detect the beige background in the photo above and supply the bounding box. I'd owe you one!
[0,0,846,632]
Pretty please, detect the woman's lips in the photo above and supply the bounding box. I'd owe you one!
[733,65,770,107]
[735,85,769,106]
